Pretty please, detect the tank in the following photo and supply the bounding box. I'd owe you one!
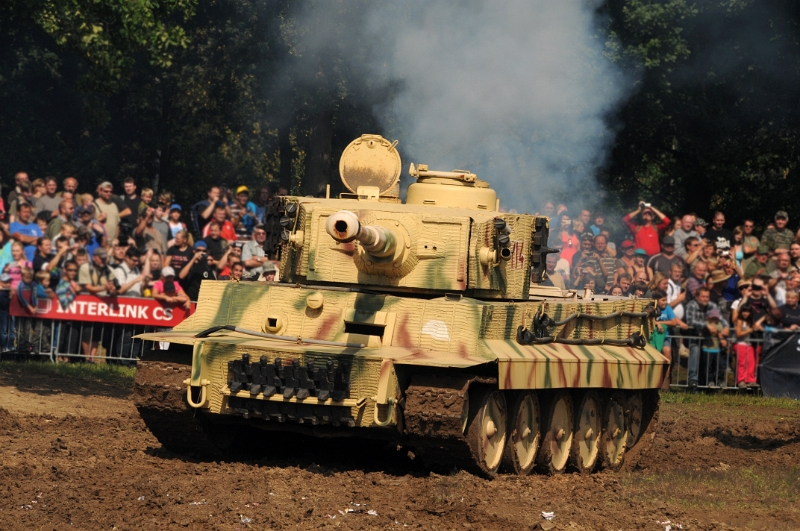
[134,134,667,477]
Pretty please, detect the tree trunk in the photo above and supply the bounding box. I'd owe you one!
[303,108,332,197]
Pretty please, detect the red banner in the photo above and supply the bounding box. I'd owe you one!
[10,294,193,327]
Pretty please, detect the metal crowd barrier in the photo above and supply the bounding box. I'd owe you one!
[664,331,797,392]
[0,314,165,365]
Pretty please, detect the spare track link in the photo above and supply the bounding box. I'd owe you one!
[134,360,217,456]
[403,374,495,471]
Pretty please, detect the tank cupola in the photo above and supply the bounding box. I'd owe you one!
[406,163,498,211]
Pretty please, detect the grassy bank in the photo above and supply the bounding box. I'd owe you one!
[0,360,135,390]
[661,388,800,409]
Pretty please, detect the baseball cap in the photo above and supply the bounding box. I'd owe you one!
[170,204,181,212]
[93,247,108,259]
[263,262,277,273]
[707,309,721,319]
[662,235,675,245]
[621,239,634,249]
[98,181,113,190]
[757,244,770,255]
[236,185,250,195]
[77,204,95,215]
[580,232,594,242]
[694,217,708,227]
[634,248,647,256]
[775,210,789,219]
[161,266,176,277]
[193,241,208,249]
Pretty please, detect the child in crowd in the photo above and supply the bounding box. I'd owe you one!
[703,308,730,388]
[168,204,186,246]
[140,188,154,208]
[651,289,689,389]
[733,302,764,389]
[3,241,33,290]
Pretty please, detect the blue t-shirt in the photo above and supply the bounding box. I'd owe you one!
[657,304,676,322]
[9,221,43,262]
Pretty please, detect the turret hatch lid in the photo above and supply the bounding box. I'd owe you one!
[339,134,401,194]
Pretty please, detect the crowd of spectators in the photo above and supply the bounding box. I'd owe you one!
[0,172,287,361]
[541,201,800,391]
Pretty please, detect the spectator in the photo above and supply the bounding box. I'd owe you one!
[761,210,793,252]
[589,211,605,236]
[31,178,45,200]
[608,284,623,296]
[650,288,689,388]
[541,201,555,218]
[94,181,131,243]
[554,214,579,265]
[618,272,632,295]
[622,202,671,257]
[647,235,686,278]
[731,226,745,266]
[34,176,61,217]
[61,177,78,196]
[109,242,128,269]
[694,217,708,238]
[179,241,221,301]
[15,267,39,314]
[768,252,796,303]
[202,204,237,241]
[254,185,271,224]
[134,206,166,254]
[742,219,760,258]
[78,247,118,296]
[140,188,154,208]
[260,262,277,281]
[167,204,186,245]
[695,239,719,273]
[671,215,698,258]
[151,266,190,310]
[232,186,257,235]
[153,194,172,245]
[649,273,670,295]
[146,250,163,283]
[705,211,735,251]
[590,234,616,287]
[708,268,733,319]
[55,259,80,309]
[730,278,751,323]
[201,221,228,264]
[790,242,800,270]
[614,240,635,280]
[8,181,33,223]
[46,200,75,239]
[746,276,778,325]
[628,248,652,284]
[744,245,770,280]
[578,209,591,229]
[165,230,193,274]
[121,177,144,227]
[777,289,800,330]
[220,261,245,281]
[6,171,29,206]
[10,202,43,262]
[571,233,595,269]
[114,247,148,297]
[241,224,269,278]
[666,262,686,319]
[682,236,702,267]
[685,261,708,302]
[542,253,566,290]
[191,185,222,237]
[73,247,89,268]
[34,211,50,233]
[733,302,764,389]
[685,287,728,389]
[630,280,649,298]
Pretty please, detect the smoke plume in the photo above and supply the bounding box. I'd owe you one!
[286,1,632,212]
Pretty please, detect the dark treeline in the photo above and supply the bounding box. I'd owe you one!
[1,0,799,225]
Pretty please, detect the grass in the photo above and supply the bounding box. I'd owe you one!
[661,389,800,410]
[0,360,136,390]
[621,466,800,510]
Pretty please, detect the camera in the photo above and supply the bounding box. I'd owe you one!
[718,249,730,258]
[111,278,121,291]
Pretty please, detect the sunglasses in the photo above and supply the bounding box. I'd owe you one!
[751,285,764,291]
[739,284,751,290]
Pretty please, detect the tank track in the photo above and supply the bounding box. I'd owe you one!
[403,374,660,474]
[403,374,495,473]
[133,358,218,456]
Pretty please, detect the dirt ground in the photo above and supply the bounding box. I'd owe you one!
[0,371,799,531]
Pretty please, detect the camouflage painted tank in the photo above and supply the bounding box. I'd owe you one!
[134,134,667,476]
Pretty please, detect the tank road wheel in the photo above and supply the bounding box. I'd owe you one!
[627,391,644,448]
[601,391,628,471]
[502,392,541,475]
[569,391,602,473]
[537,391,573,474]
[465,387,507,477]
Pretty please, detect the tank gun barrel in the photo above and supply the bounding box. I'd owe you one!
[325,210,397,258]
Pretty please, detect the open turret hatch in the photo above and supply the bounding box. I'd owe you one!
[339,134,402,200]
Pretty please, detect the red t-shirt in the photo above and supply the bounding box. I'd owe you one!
[202,220,237,242]
[622,214,670,256]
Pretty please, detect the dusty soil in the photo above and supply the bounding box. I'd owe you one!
[1,371,799,531]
